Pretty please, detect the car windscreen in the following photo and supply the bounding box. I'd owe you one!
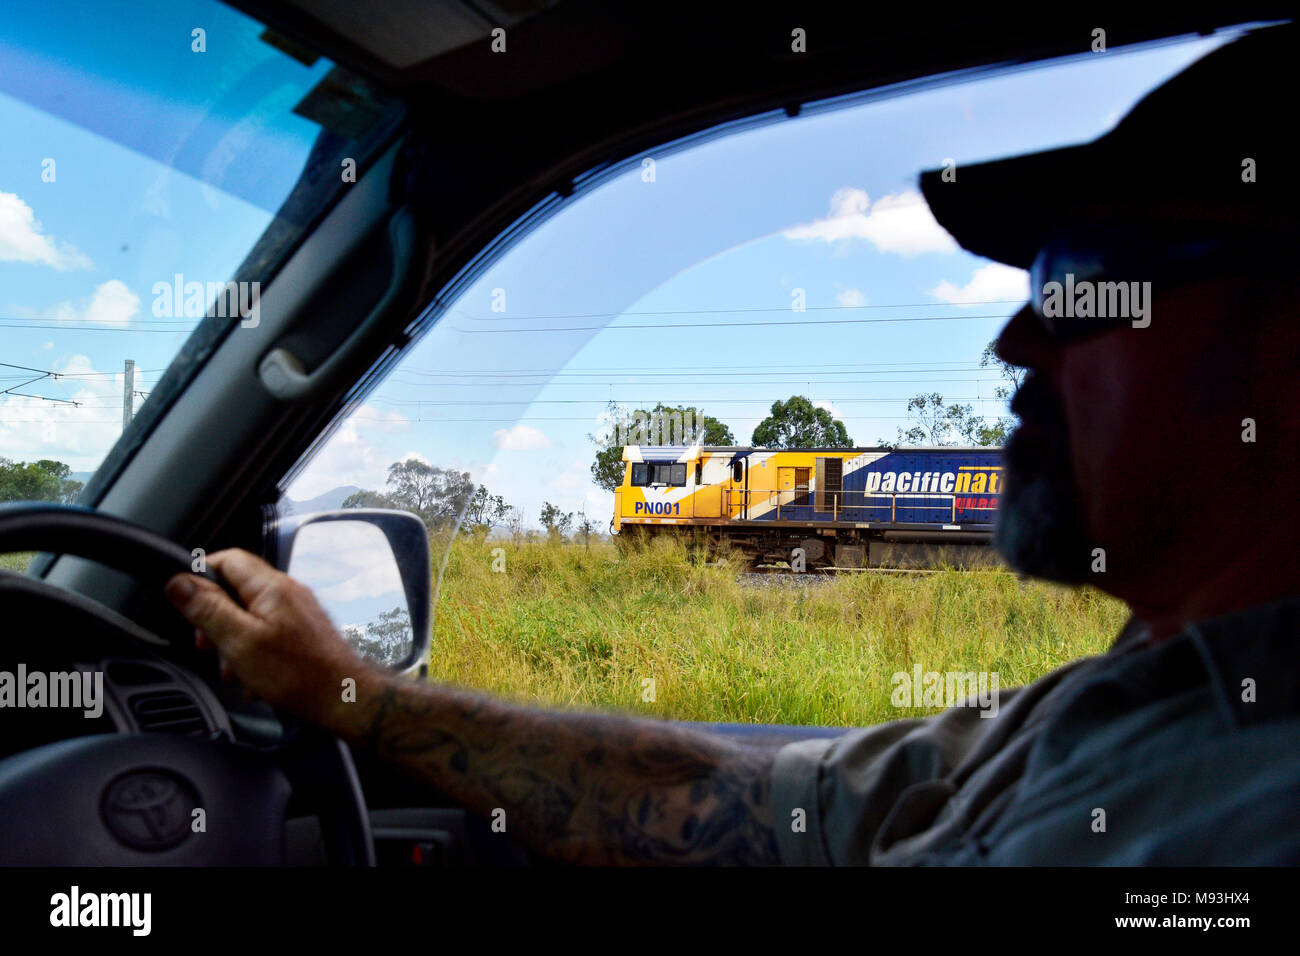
[0,0,403,519]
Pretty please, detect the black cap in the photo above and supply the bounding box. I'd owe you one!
[920,24,1299,269]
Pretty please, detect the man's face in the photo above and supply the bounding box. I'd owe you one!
[994,265,1260,600]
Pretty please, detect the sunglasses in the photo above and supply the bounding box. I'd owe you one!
[1027,231,1269,341]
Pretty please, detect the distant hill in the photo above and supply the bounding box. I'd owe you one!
[281,485,362,515]
[64,475,362,514]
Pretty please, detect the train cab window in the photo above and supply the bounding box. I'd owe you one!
[645,462,686,486]
[631,463,649,486]
[732,461,744,483]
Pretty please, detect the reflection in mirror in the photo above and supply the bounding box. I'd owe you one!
[287,520,414,668]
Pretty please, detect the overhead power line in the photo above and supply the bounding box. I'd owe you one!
[455,299,1025,322]
[452,313,1009,334]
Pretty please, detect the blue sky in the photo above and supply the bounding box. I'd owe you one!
[0,5,1240,531]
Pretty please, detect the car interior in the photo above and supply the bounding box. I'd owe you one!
[0,1,1290,865]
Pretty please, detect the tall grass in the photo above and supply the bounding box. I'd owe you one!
[0,552,32,574]
[429,536,1126,726]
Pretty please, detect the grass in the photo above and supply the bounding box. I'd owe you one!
[428,536,1127,726]
[0,552,33,574]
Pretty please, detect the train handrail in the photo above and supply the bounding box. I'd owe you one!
[724,487,998,522]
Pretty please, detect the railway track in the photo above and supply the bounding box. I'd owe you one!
[747,564,942,575]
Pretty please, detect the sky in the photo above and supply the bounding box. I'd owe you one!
[0,3,1242,532]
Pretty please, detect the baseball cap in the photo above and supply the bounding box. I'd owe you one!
[919,23,1298,269]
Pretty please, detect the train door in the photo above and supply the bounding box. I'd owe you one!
[692,458,722,518]
[794,467,810,508]
[777,466,796,514]
[729,457,746,518]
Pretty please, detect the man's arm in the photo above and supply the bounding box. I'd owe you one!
[164,549,782,865]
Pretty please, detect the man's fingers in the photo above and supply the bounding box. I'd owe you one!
[206,549,284,606]
[165,572,261,645]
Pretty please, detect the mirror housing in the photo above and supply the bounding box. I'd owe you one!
[263,508,430,676]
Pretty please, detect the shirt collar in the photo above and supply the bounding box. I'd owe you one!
[1183,594,1300,726]
[1108,594,1300,726]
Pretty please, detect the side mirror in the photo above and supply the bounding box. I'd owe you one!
[263,509,430,674]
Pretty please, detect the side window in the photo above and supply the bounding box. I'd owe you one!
[281,35,1211,724]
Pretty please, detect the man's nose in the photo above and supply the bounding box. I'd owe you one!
[994,302,1055,375]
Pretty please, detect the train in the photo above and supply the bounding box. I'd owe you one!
[613,445,1004,568]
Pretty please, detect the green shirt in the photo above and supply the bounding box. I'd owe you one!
[770,595,1300,865]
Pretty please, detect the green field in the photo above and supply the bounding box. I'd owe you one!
[0,552,32,574]
[3,537,1126,727]
[429,536,1127,726]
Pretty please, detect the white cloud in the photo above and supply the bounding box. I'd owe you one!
[835,287,867,308]
[493,423,553,451]
[0,192,94,270]
[290,522,406,604]
[0,355,130,471]
[287,404,411,499]
[54,279,139,328]
[783,188,958,255]
[548,466,586,493]
[930,262,1029,306]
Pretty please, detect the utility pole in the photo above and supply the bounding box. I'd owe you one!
[122,359,135,430]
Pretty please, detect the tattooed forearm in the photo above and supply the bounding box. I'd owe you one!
[341,673,782,865]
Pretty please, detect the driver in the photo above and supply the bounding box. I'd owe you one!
[164,25,1300,865]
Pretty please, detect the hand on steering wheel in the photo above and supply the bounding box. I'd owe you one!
[0,502,374,865]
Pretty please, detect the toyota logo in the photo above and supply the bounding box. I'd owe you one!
[102,770,198,851]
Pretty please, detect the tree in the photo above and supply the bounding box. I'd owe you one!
[539,501,574,542]
[0,458,83,504]
[341,489,399,509]
[340,606,412,668]
[343,457,475,531]
[575,510,598,550]
[589,402,735,493]
[977,340,1020,444]
[887,391,1007,447]
[462,486,512,535]
[505,507,525,547]
[980,340,1026,399]
[751,396,852,448]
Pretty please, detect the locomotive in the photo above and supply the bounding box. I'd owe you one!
[613,445,1004,568]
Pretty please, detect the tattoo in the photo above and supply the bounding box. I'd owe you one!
[354,677,782,865]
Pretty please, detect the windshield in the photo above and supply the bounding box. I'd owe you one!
[0,0,401,508]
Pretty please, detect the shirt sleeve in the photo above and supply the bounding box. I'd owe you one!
[768,664,1087,865]
[771,719,930,865]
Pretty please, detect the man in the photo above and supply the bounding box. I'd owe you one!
[165,24,1299,865]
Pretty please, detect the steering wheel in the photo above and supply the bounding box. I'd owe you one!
[0,503,375,866]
